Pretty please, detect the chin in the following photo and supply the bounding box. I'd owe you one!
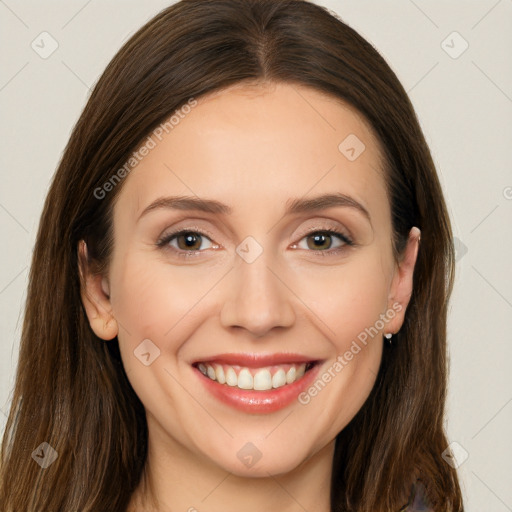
[212,449,308,478]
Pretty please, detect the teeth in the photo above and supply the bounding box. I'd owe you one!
[253,369,272,391]
[237,369,253,389]
[206,365,216,380]
[225,367,238,386]
[215,364,226,384]
[197,362,309,391]
[272,369,286,388]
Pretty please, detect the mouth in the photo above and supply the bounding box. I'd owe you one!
[191,353,322,414]
[193,360,317,391]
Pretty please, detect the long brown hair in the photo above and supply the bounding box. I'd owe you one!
[0,1,463,510]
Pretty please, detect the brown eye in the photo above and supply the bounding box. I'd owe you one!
[176,232,203,251]
[296,230,352,252]
[157,230,215,253]
[306,232,334,250]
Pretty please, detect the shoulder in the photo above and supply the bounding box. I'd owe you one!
[399,480,434,511]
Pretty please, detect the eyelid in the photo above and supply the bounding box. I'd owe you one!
[293,220,353,243]
[292,229,353,249]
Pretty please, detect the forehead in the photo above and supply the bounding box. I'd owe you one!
[115,82,388,226]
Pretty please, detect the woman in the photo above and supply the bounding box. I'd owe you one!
[0,0,464,510]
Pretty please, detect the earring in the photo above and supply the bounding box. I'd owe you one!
[384,333,393,344]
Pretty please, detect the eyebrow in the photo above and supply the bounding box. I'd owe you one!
[137,192,371,223]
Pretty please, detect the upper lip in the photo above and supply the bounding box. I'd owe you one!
[193,353,319,368]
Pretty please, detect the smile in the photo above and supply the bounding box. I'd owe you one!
[192,353,322,414]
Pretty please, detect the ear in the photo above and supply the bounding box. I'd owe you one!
[385,227,421,335]
[77,240,118,341]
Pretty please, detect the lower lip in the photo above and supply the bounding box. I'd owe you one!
[193,363,322,414]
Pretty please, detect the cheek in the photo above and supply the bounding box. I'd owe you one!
[109,252,214,347]
[291,251,390,348]
[288,254,389,435]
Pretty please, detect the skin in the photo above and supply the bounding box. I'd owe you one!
[79,81,420,512]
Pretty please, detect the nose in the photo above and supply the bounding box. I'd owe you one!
[220,250,295,338]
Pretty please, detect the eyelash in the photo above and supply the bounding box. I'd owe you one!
[156,226,354,258]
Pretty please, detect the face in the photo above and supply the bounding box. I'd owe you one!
[80,81,419,477]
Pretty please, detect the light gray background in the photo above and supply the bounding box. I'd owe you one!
[1,1,511,510]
